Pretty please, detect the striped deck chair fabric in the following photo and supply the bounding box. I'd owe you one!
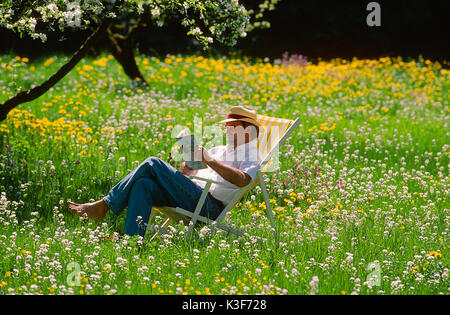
[256,114,296,173]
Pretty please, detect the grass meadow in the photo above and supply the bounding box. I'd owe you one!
[0,52,448,295]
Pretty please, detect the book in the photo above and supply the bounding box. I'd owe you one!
[175,131,208,170]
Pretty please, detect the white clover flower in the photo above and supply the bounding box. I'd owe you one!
[309,276,319,295]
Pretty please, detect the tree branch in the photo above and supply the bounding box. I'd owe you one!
[0,20,112,122]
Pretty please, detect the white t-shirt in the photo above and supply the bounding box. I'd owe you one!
[191,139,262,207]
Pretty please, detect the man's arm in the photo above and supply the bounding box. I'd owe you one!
[205,158,252,187]
[195,146,251,187]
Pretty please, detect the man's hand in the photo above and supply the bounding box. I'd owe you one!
[193,145,213,163]
[180,161,197,176]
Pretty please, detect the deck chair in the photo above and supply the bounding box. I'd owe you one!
[145,114,301,242]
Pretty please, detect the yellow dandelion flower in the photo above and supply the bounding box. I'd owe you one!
[429,251,442,259]
[82,65,94,71]
[44,58,54,67]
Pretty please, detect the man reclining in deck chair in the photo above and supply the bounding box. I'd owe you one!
[68,106,262,237]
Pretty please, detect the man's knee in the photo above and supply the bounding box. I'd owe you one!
[144,156,171,172]
[145,156,163,165]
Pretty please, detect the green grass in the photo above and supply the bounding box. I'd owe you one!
[0,52,448,295]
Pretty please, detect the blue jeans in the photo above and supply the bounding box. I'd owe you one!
[102,157,222,236]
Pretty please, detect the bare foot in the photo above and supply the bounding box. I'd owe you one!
[67,199,109,221]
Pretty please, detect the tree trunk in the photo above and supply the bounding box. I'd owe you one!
[107,34,147,84]
[0,20,111,122]
[105,19,148,85]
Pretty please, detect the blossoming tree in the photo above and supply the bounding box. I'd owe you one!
[0,0,278,122]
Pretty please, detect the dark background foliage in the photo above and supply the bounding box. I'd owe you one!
[0,0,448,62]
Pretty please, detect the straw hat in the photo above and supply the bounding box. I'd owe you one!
[218,106,261,127]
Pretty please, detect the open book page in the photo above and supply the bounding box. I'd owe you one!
[175,131,208,170]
